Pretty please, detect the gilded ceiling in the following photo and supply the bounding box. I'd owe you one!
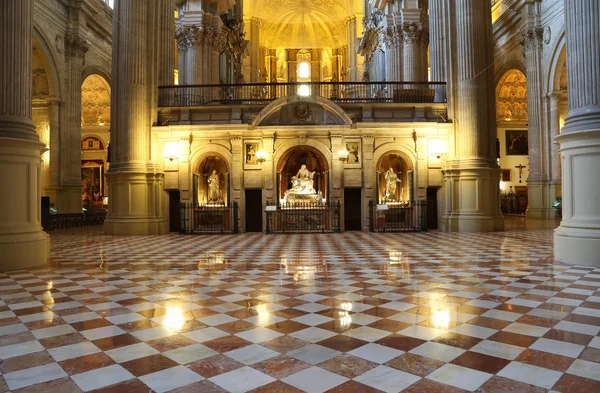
[244,0,360,49]
[82,75,111,127]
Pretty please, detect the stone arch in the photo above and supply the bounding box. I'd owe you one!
[81,134,108,149]
[189,144,233,178]
[546,30,567,93]
[495,60,526,86]
[82,74,111,127]
[275,143,331,202]
[82,65,112,85]
[495,69,528,122]
[273,137,332,175]
[33,26,62,100]
[253,96,353,126]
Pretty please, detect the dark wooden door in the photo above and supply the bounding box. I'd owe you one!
[344,188,362,231]
[427,187,438,230]
[245,189,263,232]
[169,190,181,232]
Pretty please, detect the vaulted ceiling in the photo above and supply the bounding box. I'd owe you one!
[244,0,361,49]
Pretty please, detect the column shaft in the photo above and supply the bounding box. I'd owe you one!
[0,0,49,270]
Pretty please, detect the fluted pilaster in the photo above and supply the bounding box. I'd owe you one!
[158,0,175,86]
[429,0,450,102]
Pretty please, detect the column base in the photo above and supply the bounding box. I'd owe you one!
[55,183,83,214]
[0,137,50,271]
[104,170,166,236]
[553,129,600,266]
[441,161,504,233]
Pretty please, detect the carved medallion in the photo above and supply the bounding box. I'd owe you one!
[55,34,64,53]
[544,26,551,45]
[295,103,311,120]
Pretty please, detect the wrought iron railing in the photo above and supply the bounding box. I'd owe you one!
[180,202,239,234]
[158,82,447,107]
[45,212,107,231]
[368,200,427,232]
[266,201,341,234]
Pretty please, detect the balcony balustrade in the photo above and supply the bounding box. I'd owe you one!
[158,81,447,108]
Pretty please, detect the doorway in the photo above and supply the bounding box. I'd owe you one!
[245,189,263,232]
[426,187,438,230]
[169,190,181,232]
[344,188,362,231]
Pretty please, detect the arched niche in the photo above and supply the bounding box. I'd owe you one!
[195,154,230,206]
[376,152,414,204]
[277,146,329,203]
[496,69,528,122]
[82,74,111,127]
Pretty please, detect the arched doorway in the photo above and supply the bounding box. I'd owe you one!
[495,68,528,215]
[81,75,111,211]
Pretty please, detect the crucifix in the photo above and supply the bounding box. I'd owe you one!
[515,164,526,183]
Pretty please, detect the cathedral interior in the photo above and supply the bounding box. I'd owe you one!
[0,0,599,392]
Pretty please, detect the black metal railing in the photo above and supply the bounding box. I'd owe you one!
[46,211,107,231]
[266,201,341,234]
[180,202,239,234]
[158,81,447,107]
[368,200,427,232]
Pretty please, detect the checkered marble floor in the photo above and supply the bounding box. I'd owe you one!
[1,218,599,393]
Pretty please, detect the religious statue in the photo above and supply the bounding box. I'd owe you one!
[207,170,221,203]
[384,168,402,202]
[286,165,316,196]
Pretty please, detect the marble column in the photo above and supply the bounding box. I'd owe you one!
[158,0,175,86]
[104,0,166,236]
[184,27,205,85]
[0,0,49,270]
[362,134,375,230]
[46,98,63,204]
[399,3,429,83]
[555,0,600,265]
[545,91,561,216]
[429,0,450,103]
[346,16,358,81]
[441,0,504,232]
[523,25,548,218]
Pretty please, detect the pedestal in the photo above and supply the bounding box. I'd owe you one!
[554,130,600,265]
[104,171,166,235]
[0,137,50,271]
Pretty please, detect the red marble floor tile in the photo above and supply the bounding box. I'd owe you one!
[117,319,160,332]
[92,333,141,351]
[203,335,253,352]
[176,319,208,333]
[476,375,548,393]
[324,380,386,393]
[11,377,83,393]
[488,330,538,347]
[273,308,309,319]
[538,303,576,313]
[136,307,168,318]
[247,380,305,393]
[319,354,378,379]
[69,318,113,331]
[95,307,133,318]
[0,350,54,373]
[12,306,51,317]
[516,314,557,328]
[265,320,311,334]
[580,301,600,310]
[451,350,511,374]
[218,320,259,334]
[495,303,533,314]
[251,355,312,379]
[187,354,244,378]
[166,380,229,393]
[551,373,600,393]
[432,332,483,350]
[316,320,361,333]
[59,352,116,375]
[120,354,180,376]
[467,316,512,330]
[385,352,445,377]
[579,347,600,363]
[0,376,8,393]
[0,317,22,327]
[317,335,369,352]
[366,319,412,333]
[563,313,600,327]
[375,334,427,351]
[226,308,259,319]
[361,307,403,318]
[146,334,197,352]
[455,305,489,315]
[87,379,150,393]
[54,307,92,317]
[401,379,469,393]
[543,329,594,346]
[38,332,88,349]
[515,349,574,372]
[262,335,308,353]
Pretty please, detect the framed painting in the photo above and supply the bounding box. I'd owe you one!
[344,140,361,168]
[501,169,511,182]
[244,141,260,169]
[506,130,528,156]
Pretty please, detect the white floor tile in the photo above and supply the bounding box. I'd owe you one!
[498,361,562,389]
[410,341,466,362]
[210,366,276,393]
[530,338,585,358]
[348,343,404,363]
[139,365,204,393]
[105,342,159,363]
[71,364,135,392]
[427,363,493,391]
[4,362,68,390]
[283,366,348,393]
[354,365,420,393]
[224,343,279,365]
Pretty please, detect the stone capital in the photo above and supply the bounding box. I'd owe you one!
[64,31,89,59]
[521,28,543,52]
[399,22,429,46]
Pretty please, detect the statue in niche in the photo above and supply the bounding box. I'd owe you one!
[286,165,316,195]
[207,170,222,203]
[384,168,402,202]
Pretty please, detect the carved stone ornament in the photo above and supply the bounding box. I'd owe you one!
[521,29,543,52]
[294,103,311,120]
[55,34,64,53]
[400,22,429,46]
[64,31,89,59]
[544,26,551,45]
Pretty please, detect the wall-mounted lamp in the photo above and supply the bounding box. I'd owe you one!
[256,150,267,163]
[163,141,179,161]
[338,149,349,162]
[428,139,448,160]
